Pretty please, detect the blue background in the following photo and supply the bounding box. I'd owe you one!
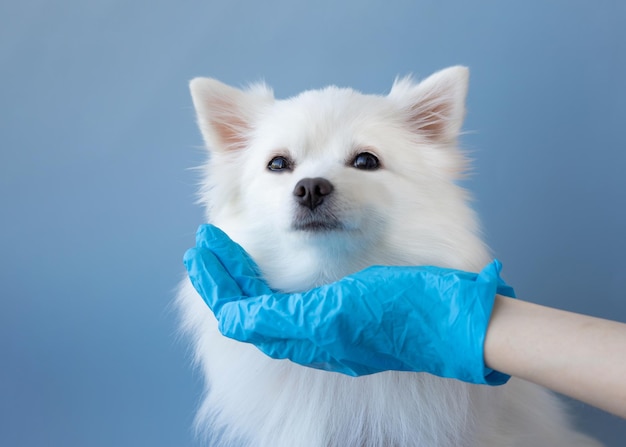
[1,1,624,445]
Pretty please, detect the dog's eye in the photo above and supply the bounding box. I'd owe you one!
[267,156,292,172]
[352,152,380,170]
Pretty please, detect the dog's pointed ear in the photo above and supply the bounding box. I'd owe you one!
[388,66,469,143]
[189,78,274,152]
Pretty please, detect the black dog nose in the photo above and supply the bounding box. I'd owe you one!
[293,177,334,210]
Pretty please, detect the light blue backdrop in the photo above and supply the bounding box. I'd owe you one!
[1,1,624,446]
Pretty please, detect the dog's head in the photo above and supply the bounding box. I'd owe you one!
[190,67,488,291]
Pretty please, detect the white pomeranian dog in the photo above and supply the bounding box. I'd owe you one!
[177,66,601,446]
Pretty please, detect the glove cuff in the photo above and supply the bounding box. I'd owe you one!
[476,259,515,386]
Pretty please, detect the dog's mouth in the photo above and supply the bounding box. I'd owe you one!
[292,219,343,232]
[291,209,344,232]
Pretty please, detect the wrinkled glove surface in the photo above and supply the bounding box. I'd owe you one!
[184,224,514,385]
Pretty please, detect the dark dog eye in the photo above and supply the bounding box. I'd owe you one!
[352,152,380,170]
[267,156,292,172]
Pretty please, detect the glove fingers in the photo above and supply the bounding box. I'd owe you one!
[183,246,245,313]
[216,297,368,376]
[216,294,302,340]
[195,224,272,296]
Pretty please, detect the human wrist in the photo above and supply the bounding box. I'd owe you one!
[483,294,528,376]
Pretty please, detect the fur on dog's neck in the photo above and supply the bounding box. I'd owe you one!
[216,221,381,292]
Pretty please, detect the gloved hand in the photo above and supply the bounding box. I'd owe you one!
[184,224,515,385]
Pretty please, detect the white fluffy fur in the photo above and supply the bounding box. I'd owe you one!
[178,66,601,446]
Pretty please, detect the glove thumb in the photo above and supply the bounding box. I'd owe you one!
[195,224,272,296]
[183,246,245,313]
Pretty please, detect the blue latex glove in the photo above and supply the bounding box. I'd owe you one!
[183,224,515,385]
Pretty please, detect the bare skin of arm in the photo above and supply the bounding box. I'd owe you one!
[484,295,626,419]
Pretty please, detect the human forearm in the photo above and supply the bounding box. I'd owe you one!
[484,295,626,418]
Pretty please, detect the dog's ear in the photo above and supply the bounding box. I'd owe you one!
[189,78,274,152]
[388,66,469,143]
